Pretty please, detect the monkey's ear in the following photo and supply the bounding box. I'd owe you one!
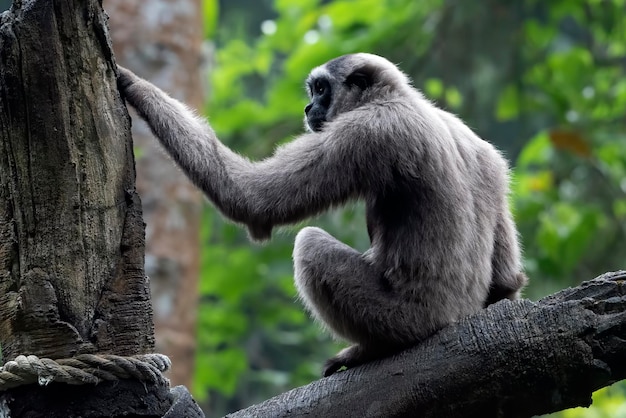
[345,66,375,90]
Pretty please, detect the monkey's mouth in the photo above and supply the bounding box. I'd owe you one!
[306,117,326,133]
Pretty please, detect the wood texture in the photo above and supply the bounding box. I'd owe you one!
[0,0,154,360]
[226,271,626,418]
[3,379,171,417]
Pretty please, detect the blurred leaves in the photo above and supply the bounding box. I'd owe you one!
[548,130,592,158]
[202,0,219,38]
[503,0,626,301]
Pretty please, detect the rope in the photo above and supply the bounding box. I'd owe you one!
[0,353,171,391]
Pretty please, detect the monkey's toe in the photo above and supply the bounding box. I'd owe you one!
[323,357,347,377]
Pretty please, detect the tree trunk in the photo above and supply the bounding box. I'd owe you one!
[106,0,205,388]
[0,1,205,416]
[0,0,152,365]
[225,271,626,418]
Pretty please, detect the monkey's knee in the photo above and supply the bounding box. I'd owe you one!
[293,226,333,260]
[292,226,369,339]
[293,227,336,296]
[293,226,344,280]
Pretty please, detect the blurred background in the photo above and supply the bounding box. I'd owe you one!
[5,0,625,416]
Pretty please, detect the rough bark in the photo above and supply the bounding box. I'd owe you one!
[0,0,154,360]
[226,271,626,418]
[2,381,205,417]
[3,379,171,417]
[107,0,205,388]
[0,0,176,416]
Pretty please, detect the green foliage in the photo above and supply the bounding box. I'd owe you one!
[500,2,626,415]
[503,0,626,299]
[202,0,219,38]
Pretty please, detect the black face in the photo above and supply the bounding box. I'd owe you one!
[305,76,332,132]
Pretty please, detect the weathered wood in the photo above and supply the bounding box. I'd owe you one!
[0,0,153,360]
[3,379,171,418]
[0,1,208,416]
[0,0,176,415]
[2,380,205,418]
[226,271,626,418]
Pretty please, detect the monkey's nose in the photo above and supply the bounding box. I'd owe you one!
[304,103,312,114]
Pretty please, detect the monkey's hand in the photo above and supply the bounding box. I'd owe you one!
[116,65,141,99]
[247,222,273,242]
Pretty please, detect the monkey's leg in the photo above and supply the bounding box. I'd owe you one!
[486,213,528,306]
[293,227,405,376]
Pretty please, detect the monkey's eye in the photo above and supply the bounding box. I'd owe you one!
[314,81,325,95]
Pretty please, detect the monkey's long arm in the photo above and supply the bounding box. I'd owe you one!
[117,67,388,240]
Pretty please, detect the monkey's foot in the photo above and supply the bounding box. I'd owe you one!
[323,356,347,377]
[323,345,369,377]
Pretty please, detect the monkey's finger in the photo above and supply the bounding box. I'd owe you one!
[115,65,138,93]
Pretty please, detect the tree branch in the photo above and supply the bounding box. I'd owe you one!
[226,271,626,418]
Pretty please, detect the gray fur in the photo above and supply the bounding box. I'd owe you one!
[117,53,527,377]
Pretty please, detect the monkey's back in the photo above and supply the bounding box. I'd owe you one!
[363,97,512,336]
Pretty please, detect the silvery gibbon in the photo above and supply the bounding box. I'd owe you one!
[117,53,527,377]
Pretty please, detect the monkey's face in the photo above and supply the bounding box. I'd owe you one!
[304,75,332,132]
[304,53,407,133]
[303,54,382,133]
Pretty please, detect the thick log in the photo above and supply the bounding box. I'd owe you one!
[226,271,626,418]
[0,0,152,361]
[0,0,176,416]
[1,381,205,418]
[3,380,171,417]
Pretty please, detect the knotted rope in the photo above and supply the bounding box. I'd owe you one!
[0,353,170,390]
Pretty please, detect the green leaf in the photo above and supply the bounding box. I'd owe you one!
[445,86,462,109]
[496,85,520,121]
[202,0,219,38]
[516,132,553,169]
[423,78,443,99]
